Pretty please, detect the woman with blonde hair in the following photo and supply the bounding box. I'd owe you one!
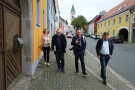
[41,29,51,66]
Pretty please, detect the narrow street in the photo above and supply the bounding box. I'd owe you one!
[9,38,135,90]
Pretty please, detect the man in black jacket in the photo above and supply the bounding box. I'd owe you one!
[96,32,114,85]
[51,29,67,72]
[71,29,87,77]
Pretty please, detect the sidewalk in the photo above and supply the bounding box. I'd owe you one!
[8,50,135,90]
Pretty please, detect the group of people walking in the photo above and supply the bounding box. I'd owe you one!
[41,28,114,85]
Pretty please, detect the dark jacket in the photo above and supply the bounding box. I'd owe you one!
[96,38,114,56]
[51,34,67,53]
[71,35,86,54]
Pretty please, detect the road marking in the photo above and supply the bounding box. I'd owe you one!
[66,52,116,90]
[86,50,135,90]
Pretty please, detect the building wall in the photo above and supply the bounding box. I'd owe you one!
[59,17,64,33]
[88,22,94,35]
[55,0,60,30]
[48,0,56,36]
[95,15,102,34]
[131,9,135,43]
[97,10,132,42]
[32,0,47,63]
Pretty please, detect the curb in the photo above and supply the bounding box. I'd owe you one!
[86,50,135,90]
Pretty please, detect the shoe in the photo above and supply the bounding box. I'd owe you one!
[103,80,107,85]
[57,69,61,72]
[62,70,65,73]
[61,69,65,73]
[76,71,79,74]
[83,73,88,77]
[47,63,50,66]
[44,62,47,65]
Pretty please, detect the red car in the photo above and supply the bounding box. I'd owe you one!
[67,33,73,38]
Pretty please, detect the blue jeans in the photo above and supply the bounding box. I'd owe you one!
[55,49,64,71]
[100,55,110,81]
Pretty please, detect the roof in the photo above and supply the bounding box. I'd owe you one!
[71,4,75,13]
[88,15,98,24]
[99,0,135,23]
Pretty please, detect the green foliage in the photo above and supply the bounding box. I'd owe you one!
[71,15,87,31]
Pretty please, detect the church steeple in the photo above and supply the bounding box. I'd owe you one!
[71,4,75,13]
[70,4,76,22]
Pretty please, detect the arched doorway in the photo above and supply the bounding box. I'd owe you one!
[118,28,129,42]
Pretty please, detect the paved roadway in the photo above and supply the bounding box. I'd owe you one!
[67,37,135,85]
[85,37,135,85]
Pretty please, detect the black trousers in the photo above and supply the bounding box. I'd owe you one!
[55,49,64,71]
[75,51,86,74]
[42,46,50,63]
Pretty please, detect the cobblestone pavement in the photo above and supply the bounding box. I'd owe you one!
[8,47,135,90]
[9,52,112,90]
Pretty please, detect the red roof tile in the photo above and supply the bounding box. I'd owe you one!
[99,0,135,22]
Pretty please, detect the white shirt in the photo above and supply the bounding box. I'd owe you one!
[100,40,110,55]
[42,35,50,47]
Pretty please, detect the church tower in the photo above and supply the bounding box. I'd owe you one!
[70,4,76,33]
[70,4,76,22]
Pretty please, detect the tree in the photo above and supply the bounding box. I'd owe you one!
[71,15,87,32]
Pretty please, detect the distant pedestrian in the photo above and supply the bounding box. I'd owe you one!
[71,29,87,77]
[41,29,51,66]
[51,29,67,72]
[96,32,114,85]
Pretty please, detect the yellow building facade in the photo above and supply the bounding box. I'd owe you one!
[32,0,47,62]
[97,11,132,42]
[97,0,135,43]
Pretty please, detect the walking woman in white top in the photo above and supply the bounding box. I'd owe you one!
[41,29,51,66]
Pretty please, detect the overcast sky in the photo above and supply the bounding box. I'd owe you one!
[58,0,124,25]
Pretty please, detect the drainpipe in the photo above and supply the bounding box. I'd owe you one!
[130,9,133,43]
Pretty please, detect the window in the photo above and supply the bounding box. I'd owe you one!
[36,0,40,27]
[43,9,45,29]
[108,30,110,34]
[119,17,121,24]
[113,19,115,25]
[134,13,135,23]
[113,30,115,36]
[108,21,110,26]
[126,15,128,22]
[104,23,106,27]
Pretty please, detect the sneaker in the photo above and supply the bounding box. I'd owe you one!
[47,63,50,66]
[83,73,88,77]
[44,62,47,65]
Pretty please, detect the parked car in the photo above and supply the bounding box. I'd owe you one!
[111,36,124,43]
[67,33,73,38]
[84,34,90,37]
[90,34,95,38]
[92,34,96,38]
[94,35,100,39]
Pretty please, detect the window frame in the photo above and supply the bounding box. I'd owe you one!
[36,0,40,28]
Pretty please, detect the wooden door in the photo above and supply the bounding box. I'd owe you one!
[0,4,6,90]
[3,7,22,87]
